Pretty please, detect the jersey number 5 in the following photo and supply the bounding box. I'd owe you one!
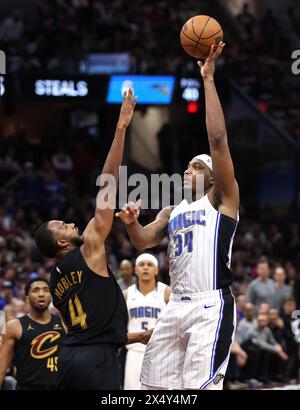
[173,231,193,257]
[68,294,87,330]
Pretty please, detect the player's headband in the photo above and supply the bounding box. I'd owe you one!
[135,253,158,267]
[193,154,213,171]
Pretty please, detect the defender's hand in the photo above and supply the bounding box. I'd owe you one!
[117,88,137,129]
[139,329,154,345]
[197,41,225,80]
[115,199,141,225]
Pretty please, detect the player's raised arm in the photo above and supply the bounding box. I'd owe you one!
[198,42,239,220]
[0,320,21,386]
[116,201,172,250]
[84,89,137,243]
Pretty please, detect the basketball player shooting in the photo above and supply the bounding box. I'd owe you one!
[116,42,239,390]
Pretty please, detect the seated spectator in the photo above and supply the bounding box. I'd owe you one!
[242,313,288,385]
[280,298,299,382]
[225,341,248,390]
[236,294,246,321]
[274,266,293,311]
[0,281,14,309]
[235,302,257,345]
[269,308,288,382]
[258,303,271,316]
[246,261,276,309]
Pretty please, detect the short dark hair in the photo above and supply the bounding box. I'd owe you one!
[283,297,295,305]
[35,221,58,258]
[25,277,49,296]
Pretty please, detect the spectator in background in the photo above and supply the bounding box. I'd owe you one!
[40,167,65,214]
[246,261,276,309]
[236,3,256,39]
[3,304,16,321]
[274,266,293,311]
[225,341,248,390]
[0,10,24,44]
[51,148,74,180]
[269,308,287,382]
[242,313,288,385]
[117,260,136,290]
[236,294,246,321]
[5,162,41,207]
[0,281,14,309]
[12,299,26,318]
[235,303,256,346]
[258,303,271,316]
[280,298,299,382]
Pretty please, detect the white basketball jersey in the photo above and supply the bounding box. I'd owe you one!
[126,281,167,352]
[167,194,238,294]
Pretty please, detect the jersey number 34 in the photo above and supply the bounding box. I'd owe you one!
[173,231,193,257]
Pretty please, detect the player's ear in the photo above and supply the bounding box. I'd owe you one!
[57,239,68,248]
[209,173,214,186]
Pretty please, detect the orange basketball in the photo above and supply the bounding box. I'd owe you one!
[180,15,223,58]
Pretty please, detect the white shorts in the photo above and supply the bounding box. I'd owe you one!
[124,348,145,390]
[141,288,236,390]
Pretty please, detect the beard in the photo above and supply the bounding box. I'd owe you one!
[32,304,49,313]
[71,235,84,247]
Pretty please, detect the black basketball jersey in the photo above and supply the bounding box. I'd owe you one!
[14,314,65,387]
[49,247,128,347]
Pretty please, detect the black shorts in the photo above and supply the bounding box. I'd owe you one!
[57,343,121,390]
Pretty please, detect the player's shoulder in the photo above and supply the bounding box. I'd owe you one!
[51,313,63,325]
[124,283,137,299]
[5,318,22,339]
[157,281,168,290]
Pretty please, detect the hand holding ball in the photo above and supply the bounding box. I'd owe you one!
[180,15,223,58]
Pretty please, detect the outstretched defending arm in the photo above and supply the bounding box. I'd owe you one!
[83,89,137,246]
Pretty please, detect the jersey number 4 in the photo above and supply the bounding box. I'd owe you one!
[68,294,87,330]
[173,231,193,257]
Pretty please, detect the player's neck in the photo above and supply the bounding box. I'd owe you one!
[56,245,77,261]
[138,281,157,296]
[28,309,51,324]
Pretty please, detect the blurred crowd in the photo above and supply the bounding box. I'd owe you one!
[0,123,300,388]
[227,3,300,142]
[0,1,299,141]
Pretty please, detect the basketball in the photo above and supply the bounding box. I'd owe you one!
[180,15,223,58]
